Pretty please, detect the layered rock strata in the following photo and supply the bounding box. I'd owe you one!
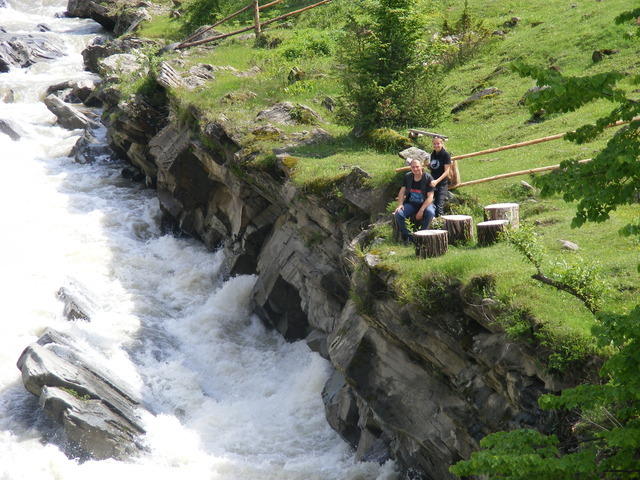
[17,329,147,460]
[66,4,584,477]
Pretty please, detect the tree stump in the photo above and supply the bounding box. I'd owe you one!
[391,213,401,242]
[413,229,448,258]
[441,214,473,244]
[477,220,508,246]
[484,202,520,228]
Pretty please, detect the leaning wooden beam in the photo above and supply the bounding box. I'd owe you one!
[177,0,333,50]
[408,129,449,140]
[395,118,636,173]
[178,2,253,47]
[449,158,592,189]
[177,0,283,48]
[452,118,635,161]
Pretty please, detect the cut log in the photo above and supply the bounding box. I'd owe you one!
[413,229,448,258]
[391,213,401,243]
[441,215,473,244]
[477,219,508,246]
[484,202,519,228]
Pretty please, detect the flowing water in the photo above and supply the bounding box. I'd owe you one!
[0,1,395,478]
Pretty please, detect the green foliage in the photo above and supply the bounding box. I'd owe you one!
[500,223,545,273]
[365,127,412,152]
[452,307,640,480]
[451,8,640,479]
[547,258,608,314]
[181,0,221,34]
[280,31,333,59]
[513,41,639,240]
[502,223,608,314]
[438,0,491,69]
[337,0,444,129]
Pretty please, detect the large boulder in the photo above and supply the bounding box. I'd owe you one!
[16,329,148,460]
[66,0,117,31]
[0,118,23,141]
[44,94,98,130]
[0,34,65,72]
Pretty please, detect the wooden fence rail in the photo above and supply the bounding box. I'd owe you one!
[176,0,333,50]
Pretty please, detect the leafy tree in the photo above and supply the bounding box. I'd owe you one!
[337,0,443,130]
[513,10,640,245]
[451,9,640,480]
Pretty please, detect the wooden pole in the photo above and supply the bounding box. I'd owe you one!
[253,0,261,40]
[177,0,333,50]
[177,0,283,48]
[177,2,253,47]
[395,118,636,173]
[449,159,592,189]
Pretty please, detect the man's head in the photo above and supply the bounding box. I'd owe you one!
[432,137,444,152]
[409,158,423,176]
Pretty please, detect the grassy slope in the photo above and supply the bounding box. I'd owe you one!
[135,0,639,369]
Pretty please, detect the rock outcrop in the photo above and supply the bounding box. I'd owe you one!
[71,20,587,480]
[17,329,147,460]
[0,34,65,72]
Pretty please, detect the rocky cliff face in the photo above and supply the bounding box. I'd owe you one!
[70,5,579,477]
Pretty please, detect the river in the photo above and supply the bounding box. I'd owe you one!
[0,1,394,478]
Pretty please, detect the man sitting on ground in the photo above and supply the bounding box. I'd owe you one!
[393,158,436,244]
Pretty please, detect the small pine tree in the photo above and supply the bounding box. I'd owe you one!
[337,0,443,130]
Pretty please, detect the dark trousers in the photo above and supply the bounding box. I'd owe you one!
[434,181,448,217]
[394,203,436,241]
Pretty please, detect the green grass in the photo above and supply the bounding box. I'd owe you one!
[129,0,640,370]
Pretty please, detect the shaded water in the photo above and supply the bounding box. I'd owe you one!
[0,1,395,478]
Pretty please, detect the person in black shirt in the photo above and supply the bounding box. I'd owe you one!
[394,158,435,244]
[428,136,452,216]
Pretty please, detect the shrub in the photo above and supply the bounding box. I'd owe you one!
[365,127,412,152]
[337,0,444,130]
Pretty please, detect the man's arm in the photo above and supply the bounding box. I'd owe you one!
[394,187,406,213]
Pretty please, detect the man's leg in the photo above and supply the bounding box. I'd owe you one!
[395,203,418,242]
[434,182,449,217]
[420,204,436,230]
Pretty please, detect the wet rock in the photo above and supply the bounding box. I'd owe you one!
[56,283,95,321]
[0,34,65,72]
[399,146,430,165]
[451,87,502,113]
[16,329,148,460]
[0,118,23,141]
[44,94,98,130]
[0,86,14,102]
[70,129,111,163]
[37,24,51,32]
[47,79,97,104]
